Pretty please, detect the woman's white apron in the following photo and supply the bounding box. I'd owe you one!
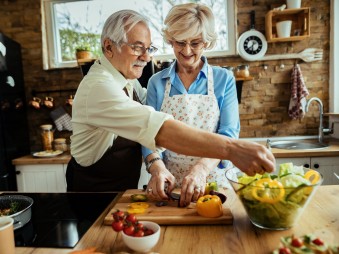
[161,66,229,190]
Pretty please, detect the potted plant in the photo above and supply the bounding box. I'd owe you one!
[75,44,93,60]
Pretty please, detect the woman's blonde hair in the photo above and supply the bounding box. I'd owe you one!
[162,3,217,50]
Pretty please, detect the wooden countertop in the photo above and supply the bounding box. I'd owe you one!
[12,138,339,166]
[12,153,71,165]
[14,185,339,254]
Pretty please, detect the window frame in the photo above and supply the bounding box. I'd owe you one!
[329,0,338,113]
[41,0,237,70]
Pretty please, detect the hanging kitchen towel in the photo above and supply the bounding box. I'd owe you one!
[288,64,309,120]
[50,106,72,131]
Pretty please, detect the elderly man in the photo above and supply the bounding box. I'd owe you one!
[66,10,275,205]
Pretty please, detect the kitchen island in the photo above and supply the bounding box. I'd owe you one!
[13,185,339,254]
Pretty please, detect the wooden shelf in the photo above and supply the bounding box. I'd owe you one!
[235,76,254,104]
[323,113,339,117]
[265,7,310,43]
[235,76,254,81]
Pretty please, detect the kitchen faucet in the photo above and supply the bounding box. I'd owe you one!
[305,97,333,143]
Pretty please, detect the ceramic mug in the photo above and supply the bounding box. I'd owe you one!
[286,0,301,9]
[276,20,292,38]
[0,217,15,254]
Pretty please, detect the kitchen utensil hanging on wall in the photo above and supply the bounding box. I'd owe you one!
[29,97,41,109]
[43,96,54,108]
[237,10,268,61]
[65,95,74,106]
[253,48,323,62]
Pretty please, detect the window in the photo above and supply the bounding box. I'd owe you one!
[41,0,236,69]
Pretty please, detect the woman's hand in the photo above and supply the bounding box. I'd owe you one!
[146,160,176,200]
[179,159,218,207]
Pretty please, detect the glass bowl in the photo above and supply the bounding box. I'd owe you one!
[225,166,323,230]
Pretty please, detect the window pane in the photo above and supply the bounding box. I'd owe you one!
[43,0,234,68]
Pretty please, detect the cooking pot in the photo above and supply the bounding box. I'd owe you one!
[0,195,33,230]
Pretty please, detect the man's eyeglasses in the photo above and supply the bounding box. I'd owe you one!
[172,40,205,51]
[125,43,158,57]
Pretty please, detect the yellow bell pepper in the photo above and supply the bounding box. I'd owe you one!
[196,195,223,218]
[252,178,285,204]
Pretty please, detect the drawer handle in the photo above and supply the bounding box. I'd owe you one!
[304,164,310,168]
[313,163,319,169]
[16,171,21,175]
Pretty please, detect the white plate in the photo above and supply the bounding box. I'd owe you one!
[32,150,63,158]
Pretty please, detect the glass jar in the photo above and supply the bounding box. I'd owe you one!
[236,64,250,78]
[40,124,54,151]
[53,138,68,152]
[222,66,234,72]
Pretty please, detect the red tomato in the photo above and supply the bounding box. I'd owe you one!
[291,237,303,247]
[279,247,292,254]
[123,225,135,236]
[312,238,324,246]
[112,220,124,232]
[125,214,137,224]
[112,210,125,221]
[133,229,145,237]
[135,222,144,230]
[144,229,154,236]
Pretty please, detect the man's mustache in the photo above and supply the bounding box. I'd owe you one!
[133,61,147,67]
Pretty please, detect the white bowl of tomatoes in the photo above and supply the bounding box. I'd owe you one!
[121,221,160,252]
[111,211,160,253]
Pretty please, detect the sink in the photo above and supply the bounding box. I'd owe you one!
[269,140,329,150]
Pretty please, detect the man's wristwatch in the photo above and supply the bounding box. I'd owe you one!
[145,157,161,174]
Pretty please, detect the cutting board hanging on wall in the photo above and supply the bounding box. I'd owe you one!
[104,189,233,225]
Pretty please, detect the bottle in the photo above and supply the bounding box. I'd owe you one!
[40,124,54,151]
[53,138,68,152]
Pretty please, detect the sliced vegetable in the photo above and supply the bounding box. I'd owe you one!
[130,194,148,202]
[196,195,223,218]
[304,170,321,184]
[251,178,285,204]
[129,202,149,209]
[127,207,146,214]
[204,182,218,195]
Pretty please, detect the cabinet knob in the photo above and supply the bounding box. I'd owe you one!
[304,164,310,168]
[313,163,319,169]
[16,171,21,175]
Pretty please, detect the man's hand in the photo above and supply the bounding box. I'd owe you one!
[228,140,275,176]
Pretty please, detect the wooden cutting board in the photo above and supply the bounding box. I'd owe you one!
[104,189,233,225]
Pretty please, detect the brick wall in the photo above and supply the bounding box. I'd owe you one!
[0,0,330,151]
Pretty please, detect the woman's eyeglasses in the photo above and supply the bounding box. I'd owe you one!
[172,40,205,50]
[125,43,158,56]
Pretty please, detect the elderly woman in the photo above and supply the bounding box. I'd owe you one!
[142,3,240,205]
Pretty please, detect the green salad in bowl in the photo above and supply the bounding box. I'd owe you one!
[225,163,323,230]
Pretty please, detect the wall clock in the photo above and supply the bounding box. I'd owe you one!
[237,11,267,61]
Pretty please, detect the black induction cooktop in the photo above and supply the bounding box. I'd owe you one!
[1,192,117,248]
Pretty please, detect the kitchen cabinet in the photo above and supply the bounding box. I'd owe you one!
[15,163,67,192]
[275,157,339,185]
